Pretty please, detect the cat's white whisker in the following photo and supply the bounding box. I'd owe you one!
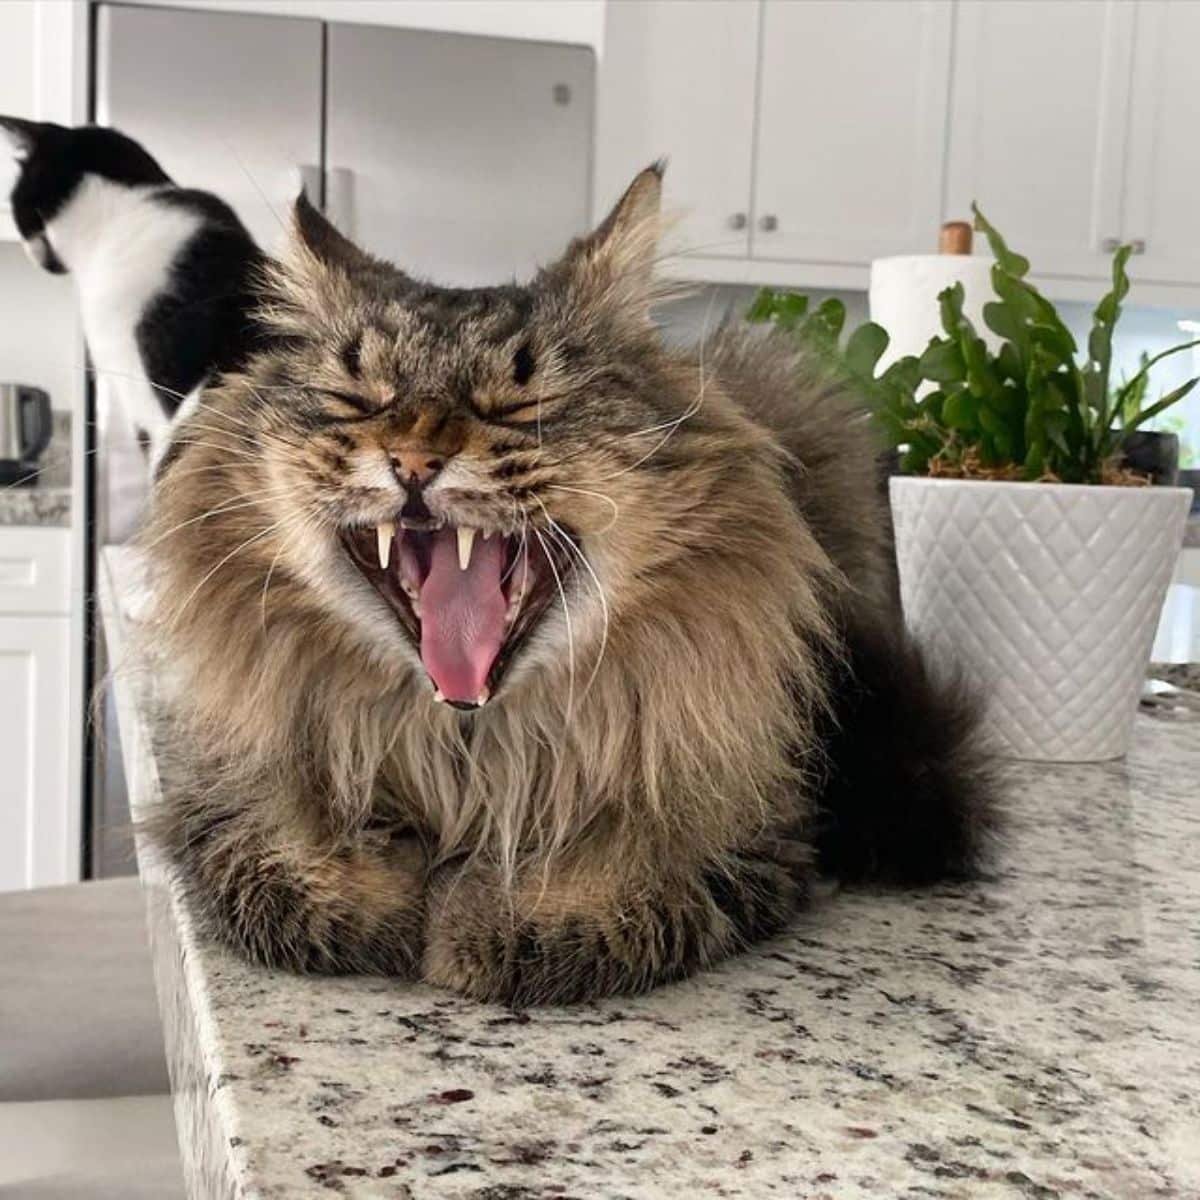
[534,527,575,732]
[137,485,297,550]
[259,504,319,632]
[168,511,316,628]
[544,484,620,533]
[536,501,610,705]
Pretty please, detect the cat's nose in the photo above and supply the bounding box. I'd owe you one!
[390,448,445,489]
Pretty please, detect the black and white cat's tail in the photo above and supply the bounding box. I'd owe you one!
[814,609,1001,885]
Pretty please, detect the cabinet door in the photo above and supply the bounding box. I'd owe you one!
[0,616,72,892]
[594,0,759,260]
[326,24,594,286]
[752,0,952,265]
[95,3,323,253]
[944,0,1133,278]
[1122,1,1200,285]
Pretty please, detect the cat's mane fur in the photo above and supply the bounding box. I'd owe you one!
[140,169,997,1002]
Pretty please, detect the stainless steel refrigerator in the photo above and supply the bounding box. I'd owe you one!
[88,3,594,876]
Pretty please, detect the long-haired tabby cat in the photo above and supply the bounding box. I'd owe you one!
[142,166,996,1005]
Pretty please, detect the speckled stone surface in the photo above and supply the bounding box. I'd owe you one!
[100,549,1200,1200]
[0,411,72,526]
[0,483,72,526]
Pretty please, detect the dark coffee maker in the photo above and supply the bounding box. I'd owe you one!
[0,385,53,487]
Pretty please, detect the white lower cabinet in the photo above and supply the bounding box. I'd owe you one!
[0,613,72,892]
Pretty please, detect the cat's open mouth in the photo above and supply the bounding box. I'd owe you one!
[341,515,577,709]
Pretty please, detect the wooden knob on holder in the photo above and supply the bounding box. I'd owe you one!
[938,221,973,255]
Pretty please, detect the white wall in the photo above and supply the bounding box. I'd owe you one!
[0,244,80,411]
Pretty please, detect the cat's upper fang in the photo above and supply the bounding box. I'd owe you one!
[376,521,395,568]
[457,526,477,571]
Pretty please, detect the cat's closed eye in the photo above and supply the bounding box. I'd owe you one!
[512,341,535,386]
[316,388,378,421]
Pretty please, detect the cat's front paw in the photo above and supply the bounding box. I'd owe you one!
[421,864,753,1006]
[423,906,624,1006]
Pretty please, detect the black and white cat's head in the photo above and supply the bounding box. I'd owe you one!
[0,117,171,274]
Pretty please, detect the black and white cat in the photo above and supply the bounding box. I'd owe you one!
[0,117,263,462]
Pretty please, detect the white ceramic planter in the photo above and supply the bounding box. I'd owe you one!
[890,477,1192,762]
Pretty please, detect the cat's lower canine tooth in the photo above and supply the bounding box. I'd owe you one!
[376,521,395,569]
[457,526,477,571]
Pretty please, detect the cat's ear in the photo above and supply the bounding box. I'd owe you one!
[289,192,381,276]
[0,115,45,161]
[555,161,666,318]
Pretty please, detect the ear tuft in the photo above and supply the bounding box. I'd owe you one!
[290,191,381,276]
[592,162,664,252]
[557,162,668,319]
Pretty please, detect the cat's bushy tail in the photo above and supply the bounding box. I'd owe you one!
[813,608,1000,884]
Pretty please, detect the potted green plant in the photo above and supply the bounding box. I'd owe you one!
[749,211,1196,762]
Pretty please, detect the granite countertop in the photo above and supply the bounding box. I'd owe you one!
[100,547,1200,1200]
[0,482,72,527]
[0,411,73,527]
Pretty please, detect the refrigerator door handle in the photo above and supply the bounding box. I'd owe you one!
[292,163,323,207]
[325,167,355,237]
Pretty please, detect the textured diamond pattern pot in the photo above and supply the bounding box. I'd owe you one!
[890,477,1191,762]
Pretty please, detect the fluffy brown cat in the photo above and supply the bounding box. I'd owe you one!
[141,166,996,1005]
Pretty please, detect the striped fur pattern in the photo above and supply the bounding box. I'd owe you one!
[141,167,997,1004]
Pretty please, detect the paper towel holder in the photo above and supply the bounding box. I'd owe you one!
[938,221,973,256]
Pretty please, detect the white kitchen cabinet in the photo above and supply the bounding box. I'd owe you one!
[1122,1,1200,287]
[0,614,73,893]
[0,527,74,893]
[944,0,1133,279]
[594,0,760,260]
[0,0,87,240]
[595,0,1200,302]
[752,0,952,266]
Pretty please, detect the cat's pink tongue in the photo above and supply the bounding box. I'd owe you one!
[419,529,507,704]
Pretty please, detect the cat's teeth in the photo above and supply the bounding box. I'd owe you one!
[433,688,445,703]
[457,526,477,571]
[376,520,395,569]
[476,688,490,706]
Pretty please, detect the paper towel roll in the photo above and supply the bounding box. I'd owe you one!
[869,255,999,370]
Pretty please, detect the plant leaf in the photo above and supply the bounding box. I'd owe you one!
[919,339,966,383]
[973,204,1031,278]
[845,322,890,380]
[1122,376,1200,434]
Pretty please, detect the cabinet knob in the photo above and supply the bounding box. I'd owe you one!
[727,212,747,231]
[1100,237,1120,253]
[1130,238,1146,255]
[759,214,779,233]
